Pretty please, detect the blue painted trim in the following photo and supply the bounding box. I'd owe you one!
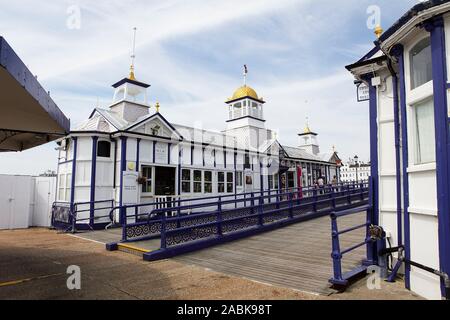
[152,141,156,163]
[391,60,403,248]
[202,147,205,167]
[224,148,227,169]
[135,138,141,220]
[90,136,99,227]
[178,147,182,196]
[136,138,141,172]
[426,17,450,297]
[119,136,127,225]
[70,137,78,211]
[395,44,411,289]
[259,157,264,196]
[168,143,172,164]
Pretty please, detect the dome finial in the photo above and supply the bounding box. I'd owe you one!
[374,24,383,39]
[304,117,312,134]
[129,27,137,80]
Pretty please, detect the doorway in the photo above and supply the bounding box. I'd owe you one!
[155,166,176,196]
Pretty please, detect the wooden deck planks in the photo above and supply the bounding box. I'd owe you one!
[174,213,367,295]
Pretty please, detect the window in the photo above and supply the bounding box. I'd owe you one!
[58,174,65,201]
[268,175,274,190]
[244,153,251,169]
[413,98,436,164]
[204,171,213,193]
[236,171,243,187]
[142,166,153,193]
[194,170,202,193]
[410,37,432,90]
[218,172,225,193]
[57,173,72,201]
[97,141,111,158]
[227,172,233,193]
[65,174,72,201]
[181,169,191,193]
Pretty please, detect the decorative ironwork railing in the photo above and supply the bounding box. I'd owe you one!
[106,181,369,261]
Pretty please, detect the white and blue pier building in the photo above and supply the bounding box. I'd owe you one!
[347,0,450,300]
[54,68,341,233]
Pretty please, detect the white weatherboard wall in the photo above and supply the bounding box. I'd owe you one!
[0,175,56,230]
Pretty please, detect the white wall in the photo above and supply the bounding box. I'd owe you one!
[0,175,55,230]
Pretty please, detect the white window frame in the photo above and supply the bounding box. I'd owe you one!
[405,33,436,170]
[141,165,154,195]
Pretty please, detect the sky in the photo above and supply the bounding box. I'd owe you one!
[0,0,419,175]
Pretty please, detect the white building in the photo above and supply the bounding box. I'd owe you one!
[346,0,450,300]
[54,67,341,230]
[340,160,371,183]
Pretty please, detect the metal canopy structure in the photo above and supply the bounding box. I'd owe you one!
[0,37,70,152]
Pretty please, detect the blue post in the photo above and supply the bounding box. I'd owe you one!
[161,212,167,249]
[90,136,98,228]
[364,207,376,266]
[332,188,336,210]
[330,213,345,285]
[313,188,318,212]
[288,192,294,218]
[217,196,223,236]
[258,196,264,226]
[250,193,255,215]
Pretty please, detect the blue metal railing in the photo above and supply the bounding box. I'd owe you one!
[106,181,369,260]
[329,204,377,287]
[52,199,115,233]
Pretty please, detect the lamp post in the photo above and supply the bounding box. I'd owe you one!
[354,155,359,183]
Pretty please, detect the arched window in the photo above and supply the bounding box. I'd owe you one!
[410,37,432,90]
[97,140,111,158]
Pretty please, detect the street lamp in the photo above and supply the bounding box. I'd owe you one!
[354,155,359,183]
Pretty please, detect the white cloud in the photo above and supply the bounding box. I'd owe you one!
[0,0,381,174]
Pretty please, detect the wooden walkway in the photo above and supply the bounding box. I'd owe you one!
[173,213,366,295]
[74,211,367,295]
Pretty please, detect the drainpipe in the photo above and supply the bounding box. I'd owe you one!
[387,58,404,249]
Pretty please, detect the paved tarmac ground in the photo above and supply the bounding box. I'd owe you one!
[0,228,421,300]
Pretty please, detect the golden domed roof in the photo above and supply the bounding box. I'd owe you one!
[227,85,262,103]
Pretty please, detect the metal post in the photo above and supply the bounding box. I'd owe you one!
[258,196,264,226]
[330,213,344,284]
[332,188,336,210]
[313,188,318,212]
[250,193,255,215]
[288,192,294,218]
[347,184,351,205]
[365,207,376,266]
[161,212,167,249]
[217,196,223,236]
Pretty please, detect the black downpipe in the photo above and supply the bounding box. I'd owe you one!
[387,58,404,249]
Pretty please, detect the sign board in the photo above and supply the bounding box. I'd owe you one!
[155,143,168,164]
[122,171,139,206]
[357,82,370,102]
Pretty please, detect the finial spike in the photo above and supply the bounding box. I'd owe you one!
[155,102,160,113]
[243,64,248,86]
[129,27,137,80]
[374,24,383,39]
